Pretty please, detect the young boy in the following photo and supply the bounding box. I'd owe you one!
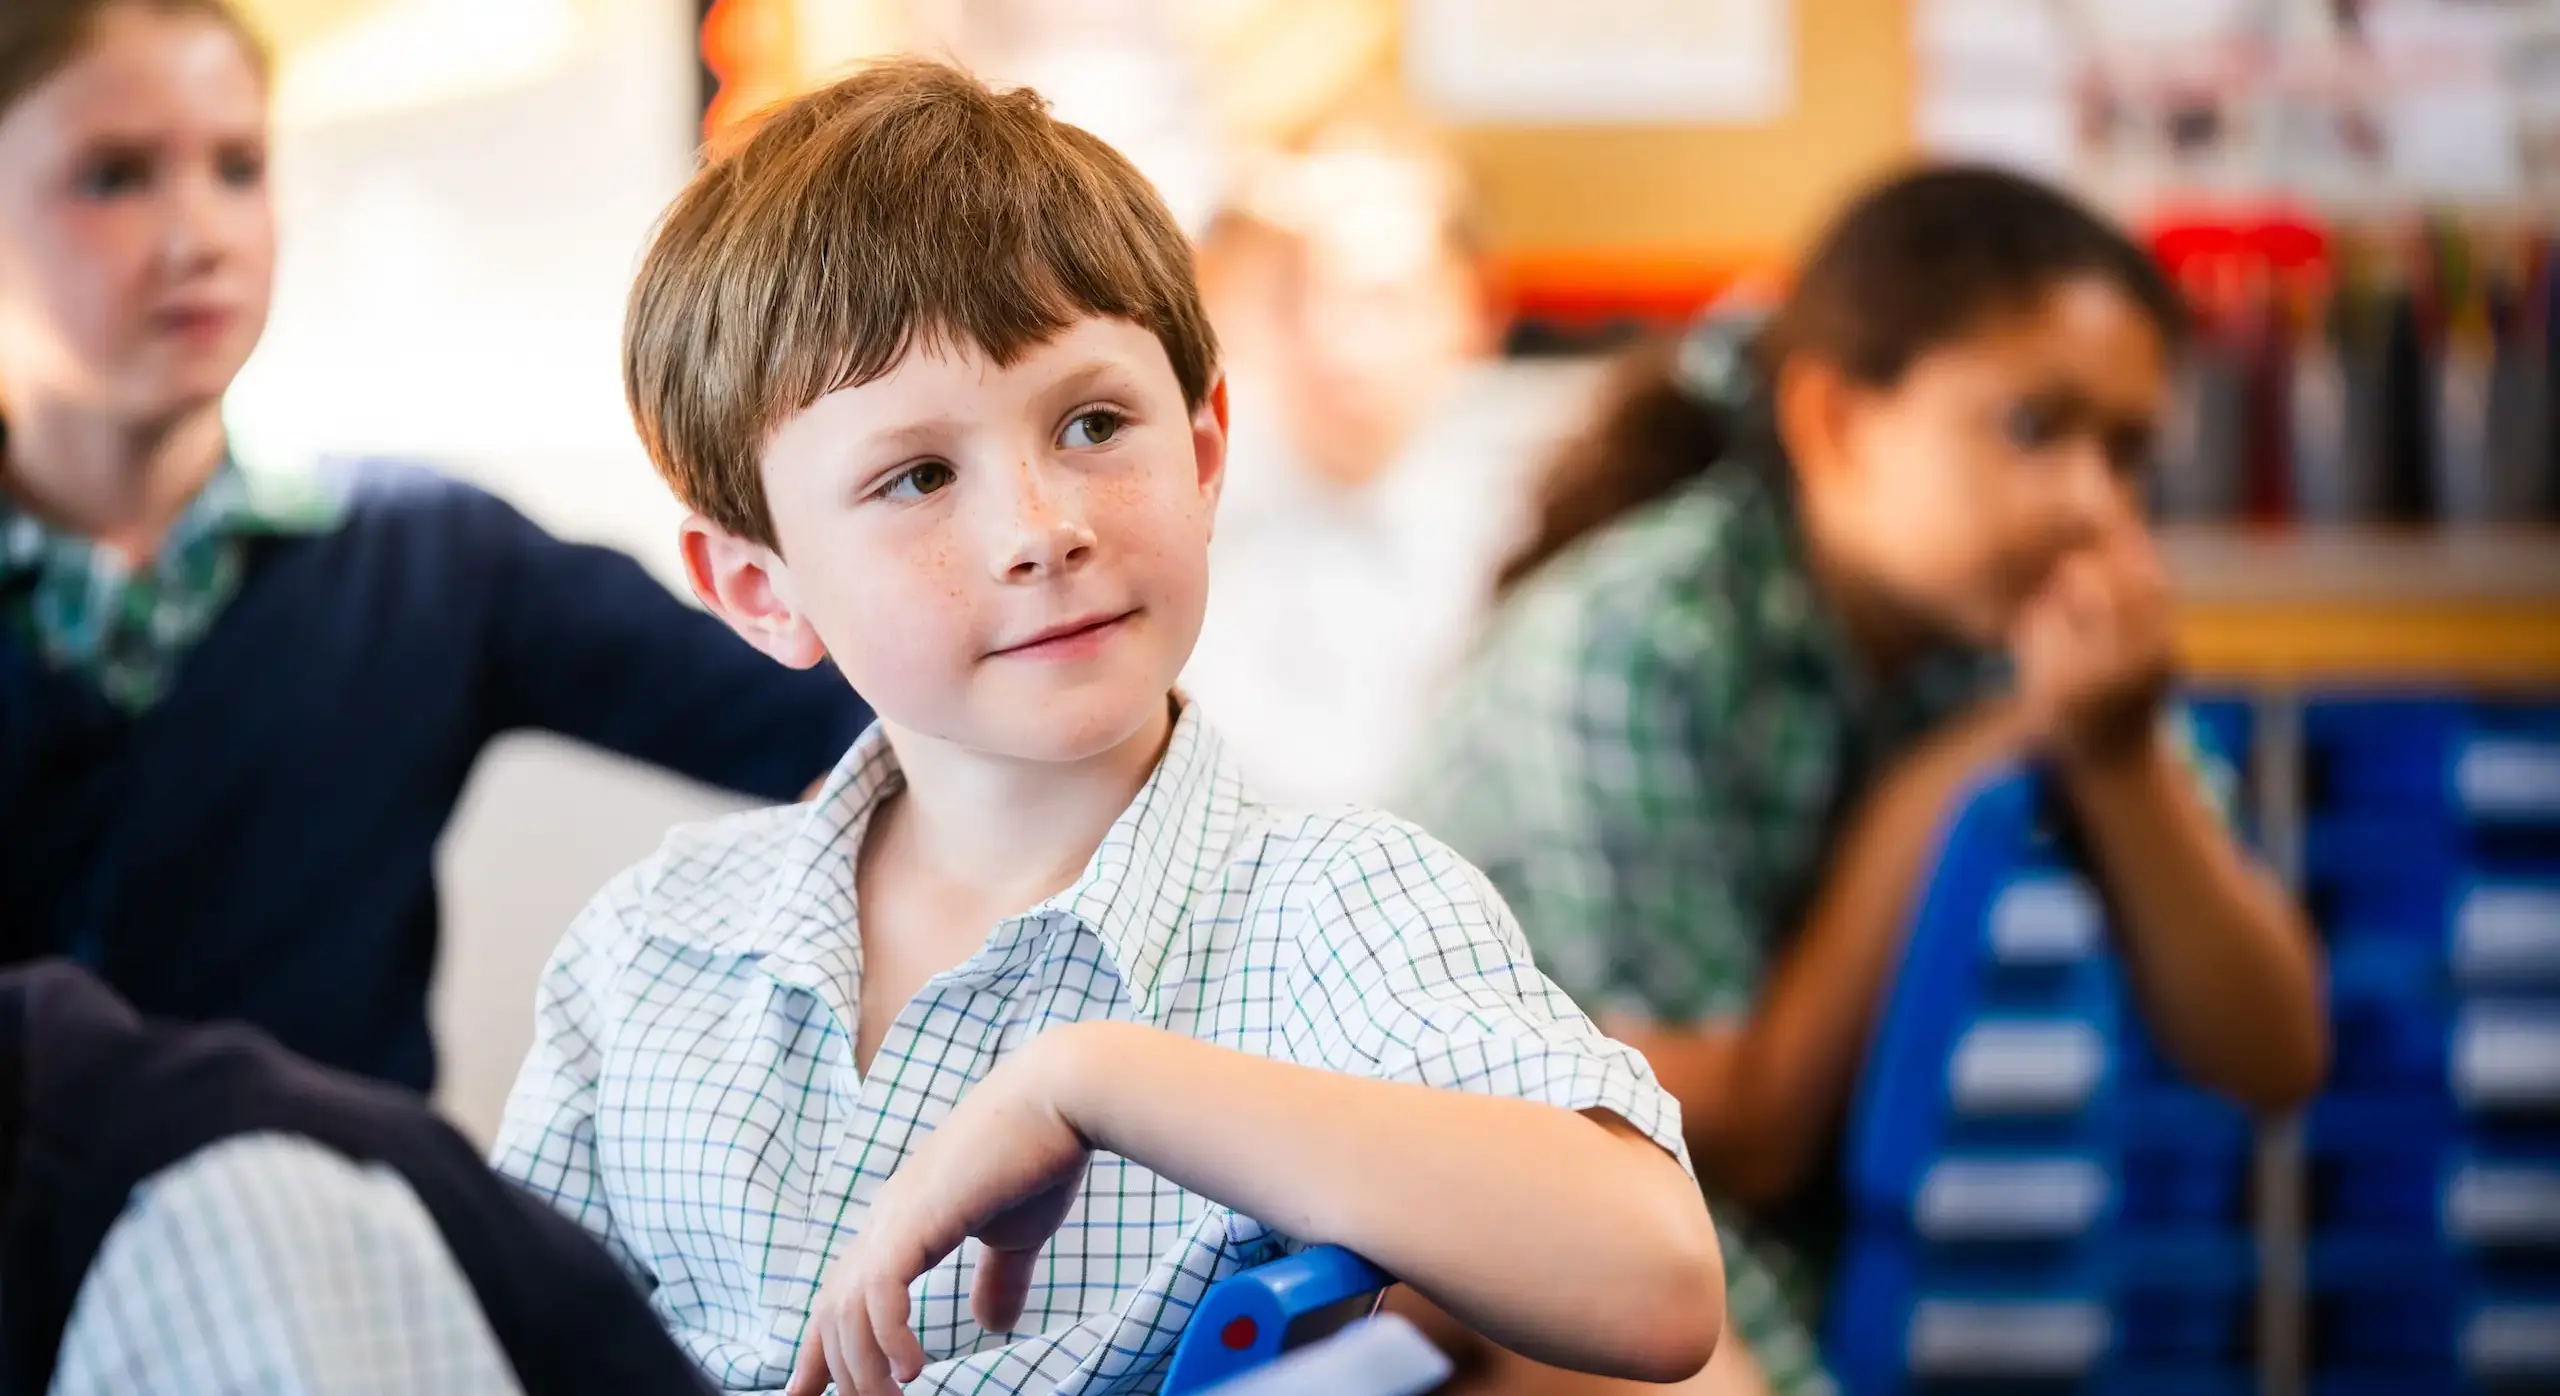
[491,59,1723,1396]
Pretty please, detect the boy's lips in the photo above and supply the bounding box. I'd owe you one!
[989,608,1138,660]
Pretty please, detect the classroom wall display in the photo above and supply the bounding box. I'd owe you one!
[1404,0,1794,125]
[694,0,1235,235]
[1914,0,2556,213]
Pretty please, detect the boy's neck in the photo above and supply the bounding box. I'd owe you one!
[871,697,1179,927]
[0,400,229,564]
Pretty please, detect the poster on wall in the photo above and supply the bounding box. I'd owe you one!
[1404,0,1793,124]
[1911,0,2540,209]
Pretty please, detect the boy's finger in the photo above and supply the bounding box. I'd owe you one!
[972,1245,1039,1334]
[787,1317,832,1396]
[867,1275,928,1387]
[847,1306,897,1396]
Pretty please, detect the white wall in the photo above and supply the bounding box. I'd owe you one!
[433,741,748,1145]
[230,0,750,1143]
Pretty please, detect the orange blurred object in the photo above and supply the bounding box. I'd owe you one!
[700,0,799,142]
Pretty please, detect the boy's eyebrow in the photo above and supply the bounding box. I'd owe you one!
[837,358,1150,459]
[857,417,967,456]
[1044,359,1141,404]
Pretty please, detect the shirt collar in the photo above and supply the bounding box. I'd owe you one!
[735,700,1246,1015]
[0,453,345,579]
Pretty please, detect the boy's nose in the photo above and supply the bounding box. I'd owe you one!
[993,465,1097,582]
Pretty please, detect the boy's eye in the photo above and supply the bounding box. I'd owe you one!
[74,149,153,200]
[1060,409,1124,449]
[878,460,956,501]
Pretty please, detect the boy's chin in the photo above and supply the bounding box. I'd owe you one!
[917,687,1178,767]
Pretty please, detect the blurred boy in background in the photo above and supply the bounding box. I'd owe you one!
[1184,107,1568,807]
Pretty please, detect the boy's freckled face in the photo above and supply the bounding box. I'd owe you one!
[755,316,1224,762]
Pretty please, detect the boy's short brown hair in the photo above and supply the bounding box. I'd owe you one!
[626,58,1218,549]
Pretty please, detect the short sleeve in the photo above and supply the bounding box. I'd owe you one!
[1278,816,1694,1178]
[489,866,653,1288]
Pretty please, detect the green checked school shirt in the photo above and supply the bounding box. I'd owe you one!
[1399,458,2008,1396]
[493,702,1689,1393]
[0,457,342,713]
[1401,456,2238,1395]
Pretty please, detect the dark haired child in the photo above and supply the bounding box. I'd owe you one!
[1403,166,2324,1394]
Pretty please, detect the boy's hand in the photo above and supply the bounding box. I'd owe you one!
[787,1032,1094,1396]
[2012,521,2176,770]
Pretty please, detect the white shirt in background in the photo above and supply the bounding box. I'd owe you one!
[1185,360,1606,808]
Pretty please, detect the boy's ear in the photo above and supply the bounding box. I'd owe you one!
[679,515,828,670]
[1192,373,1230,513]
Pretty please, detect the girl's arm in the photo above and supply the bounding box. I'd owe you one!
[2056,732,2326,1109]
[1617,700,2036,1207]
[2018,523,2325,1112]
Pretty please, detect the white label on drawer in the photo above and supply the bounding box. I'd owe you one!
[2446,1163,2560,1246]
[1949,1021,2104,1114]
[2462,1303,2560,1377]
[1909,1299,2110,1378]
[2452,1007,2560,1111]
[2457,739,2560,820]
[1989,877,2102,965]
[1916,1159,2106,1239]
[2455,887,2560,983]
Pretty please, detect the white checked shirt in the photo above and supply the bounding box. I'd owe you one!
[492,706,1687,1394]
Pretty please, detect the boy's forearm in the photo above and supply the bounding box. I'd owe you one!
[1038,1021,1723,1382]
[2059,733,2327,1110]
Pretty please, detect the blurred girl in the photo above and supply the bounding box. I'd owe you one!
[1400,167,2324,1394]
[0,0,868,1092]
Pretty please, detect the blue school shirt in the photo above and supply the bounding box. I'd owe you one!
[0,462,872,1093]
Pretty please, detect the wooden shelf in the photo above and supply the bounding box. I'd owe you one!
[2165,526,2560,686]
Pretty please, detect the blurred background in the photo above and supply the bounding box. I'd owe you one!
[207,3,2559,1392]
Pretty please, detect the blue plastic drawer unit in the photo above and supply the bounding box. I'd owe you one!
[2306,697,2560,825]
[2322,972,2560,1112]
[2451,878,2560,987]
[1946,1016,2112,1121]
[2303,689,2560,1395]
[2453,1001,2560,1114]
[2309,1095,2560,1242]
[1903,1152,2117,1243]
[2309,1234,2560,1392]
[1832,754,2262,1396]
[1828,1232,2255,1394]
[2121,1091,2252,1229]
[2306,821,2560,985]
